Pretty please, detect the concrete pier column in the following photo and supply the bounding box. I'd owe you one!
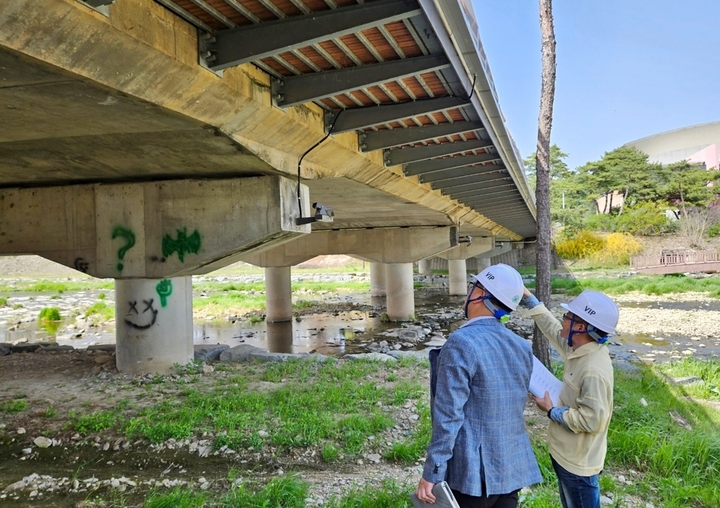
[265,266,293,323]
[448,259,468,296]
[418,258,430,275]
[266,321,294,353]
[115,277,193,374]
[385,262,415,321]
[477,257,491,270]
[370,262,387,296]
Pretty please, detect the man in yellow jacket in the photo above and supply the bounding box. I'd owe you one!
[521,287,619,508]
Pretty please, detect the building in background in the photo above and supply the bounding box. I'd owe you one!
[625,121,720,169]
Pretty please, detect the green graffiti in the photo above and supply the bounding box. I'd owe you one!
[112,226,136,272]
[162,228,201,262]
[156,279,173,307]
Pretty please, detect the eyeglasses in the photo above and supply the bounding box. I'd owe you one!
[563,312,587,325]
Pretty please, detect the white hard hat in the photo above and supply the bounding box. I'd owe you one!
[471,263,524,311]
[561,290,619,335]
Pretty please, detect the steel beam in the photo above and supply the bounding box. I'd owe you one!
[274,55,449,108]
[481,210,531,218]
[460,193,524,206]
[207,0,422,71]
[468,201,527,211]
[360,121,485,152]
[476,199,530,213]
[431,176,510,191]
[452,189,518,201]
[440,180,515,194]
[420,165,505,183]
[430,173,511,189]
[385,139,493,166]
[403,153,498,176]
[448,182,521,198]
[328,96,469,133]
[458,195,522,207]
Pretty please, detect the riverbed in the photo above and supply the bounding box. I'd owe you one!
[1,274,719,365]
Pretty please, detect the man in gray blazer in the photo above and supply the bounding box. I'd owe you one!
[415,263,542,507]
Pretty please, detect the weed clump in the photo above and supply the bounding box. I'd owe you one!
[38,307,62,321]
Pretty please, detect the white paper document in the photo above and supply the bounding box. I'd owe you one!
[529,356,562,407]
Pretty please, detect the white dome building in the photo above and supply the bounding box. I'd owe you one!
[625,121,720,169]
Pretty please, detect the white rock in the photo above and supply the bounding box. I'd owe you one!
[33,436,52,449]
[640,398,648,406]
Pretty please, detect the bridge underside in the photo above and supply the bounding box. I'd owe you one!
[0,46,456,232]
[0,0,536,372]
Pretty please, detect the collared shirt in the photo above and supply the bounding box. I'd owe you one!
[522,302,614,476]
[423,318,542,496]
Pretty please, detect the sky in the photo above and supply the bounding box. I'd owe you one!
[471,0,720,171]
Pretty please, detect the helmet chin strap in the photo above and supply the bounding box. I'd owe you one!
[464,281,510,323]
[567,315,608,347]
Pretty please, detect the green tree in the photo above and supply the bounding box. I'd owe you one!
[663,161,720,215]
[523,144,571,190]
[525,146,589,229]
[577,146,663,214]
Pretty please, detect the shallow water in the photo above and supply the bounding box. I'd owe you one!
[0,288,465,357]
[3,286,720,361]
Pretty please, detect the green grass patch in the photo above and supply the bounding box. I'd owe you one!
[525,273,720,297]
[122,359,423,459]
[0,280,114,293]
[293,299,315,309]
[570,274,720,297]
[70,409,121,435]
[38,306,62,321]
[608,361,720,507]
[193,292,267,315]
[85,301,115,322]
[0,296,7,306]
[384,401,431,463]
[221,473,308,508]
[0,399,29,413]
[143,488,207,508]
[325,479,414,507]
[658,357,720,401]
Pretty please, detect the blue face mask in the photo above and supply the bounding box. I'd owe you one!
[464,281,510,323]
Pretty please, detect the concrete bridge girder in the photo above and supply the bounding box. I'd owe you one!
[241,226,458,267]
[242,226,458,323]
[0,0,522,241]
[434,237,495,295]
[436,237,494,261]
[0,176,309,278]
[476,242,513,260]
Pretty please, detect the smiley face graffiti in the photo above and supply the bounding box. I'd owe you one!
[124,299,158,330]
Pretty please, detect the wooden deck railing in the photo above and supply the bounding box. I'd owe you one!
[631,250,719,269]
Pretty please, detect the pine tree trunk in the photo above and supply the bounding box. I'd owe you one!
[619,184,629,217]
[533,0,556,368]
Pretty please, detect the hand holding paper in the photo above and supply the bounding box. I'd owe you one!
[529,356,562,407]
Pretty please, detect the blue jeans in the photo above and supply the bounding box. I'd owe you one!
[551,455,600,508]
